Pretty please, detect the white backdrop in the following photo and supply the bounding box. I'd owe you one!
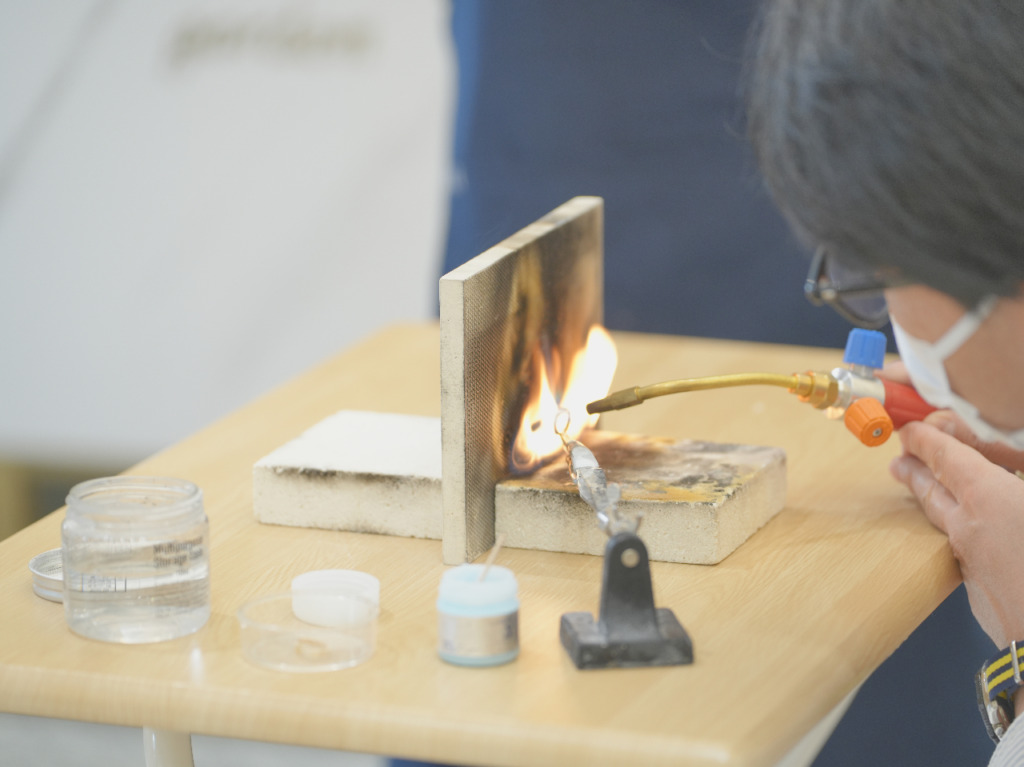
[0,0,454,467]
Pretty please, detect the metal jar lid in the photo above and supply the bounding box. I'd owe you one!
[28,548,63,603]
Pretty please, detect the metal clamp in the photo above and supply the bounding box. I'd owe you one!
[560,532,693,670]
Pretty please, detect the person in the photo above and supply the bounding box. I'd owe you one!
[746,0,1024,762]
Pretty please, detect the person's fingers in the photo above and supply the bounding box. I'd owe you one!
[878,360,910,384]
[921,410,1024,472]
[897,421,998,500]
[890,452,959,533]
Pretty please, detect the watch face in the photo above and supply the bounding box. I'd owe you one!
[989,700,1011,741]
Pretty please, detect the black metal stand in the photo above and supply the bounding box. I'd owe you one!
[560,532,694,669]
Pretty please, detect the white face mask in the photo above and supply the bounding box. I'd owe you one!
[890,295,1024,449]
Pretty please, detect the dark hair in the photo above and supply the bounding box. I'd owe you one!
[746,0,1024,307]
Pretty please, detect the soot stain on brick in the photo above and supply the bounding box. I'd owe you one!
[275,467,423,490]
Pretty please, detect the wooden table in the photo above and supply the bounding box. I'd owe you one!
[0,324,959,767]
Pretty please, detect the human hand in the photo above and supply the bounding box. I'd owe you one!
[891,418,1024,650]
[879,359,911,385]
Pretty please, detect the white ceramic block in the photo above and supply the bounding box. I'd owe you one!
[253,410,442,539]
[495,430,786,565]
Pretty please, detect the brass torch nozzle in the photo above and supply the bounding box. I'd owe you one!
[585,387,644,413]
[587,371,840,413]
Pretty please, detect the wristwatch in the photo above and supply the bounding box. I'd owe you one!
[977,640,1024,743]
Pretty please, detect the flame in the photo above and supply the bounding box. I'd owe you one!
[510,325,617,473]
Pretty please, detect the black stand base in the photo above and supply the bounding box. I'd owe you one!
[560,532,694,670]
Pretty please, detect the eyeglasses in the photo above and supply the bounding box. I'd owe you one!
[804,247,901,329]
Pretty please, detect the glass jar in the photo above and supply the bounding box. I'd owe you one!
[62,476,210,643]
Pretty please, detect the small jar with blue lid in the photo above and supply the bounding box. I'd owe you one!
[437,564,519,666]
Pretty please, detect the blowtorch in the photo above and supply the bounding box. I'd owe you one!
[587,329,936,447]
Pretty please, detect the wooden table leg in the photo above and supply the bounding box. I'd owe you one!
[143,727,194,767]
[774,685,860,767]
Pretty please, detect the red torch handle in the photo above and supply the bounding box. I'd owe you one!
[881,379,937,429]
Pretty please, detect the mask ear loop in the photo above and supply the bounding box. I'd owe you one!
[930,295,999,360]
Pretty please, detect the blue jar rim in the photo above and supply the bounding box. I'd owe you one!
[438,564,518,607]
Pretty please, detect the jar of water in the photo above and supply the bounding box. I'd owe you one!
[62,476,210,643]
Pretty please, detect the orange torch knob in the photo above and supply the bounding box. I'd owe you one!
[844,397,894,447]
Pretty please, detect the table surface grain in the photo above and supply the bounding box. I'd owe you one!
[0,323,959,767]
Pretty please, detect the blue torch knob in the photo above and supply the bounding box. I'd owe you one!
[843,328,887,369]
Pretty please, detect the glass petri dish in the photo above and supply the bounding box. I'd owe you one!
[237,590,377,673]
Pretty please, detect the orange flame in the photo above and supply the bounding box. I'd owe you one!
[510,326,617,473]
